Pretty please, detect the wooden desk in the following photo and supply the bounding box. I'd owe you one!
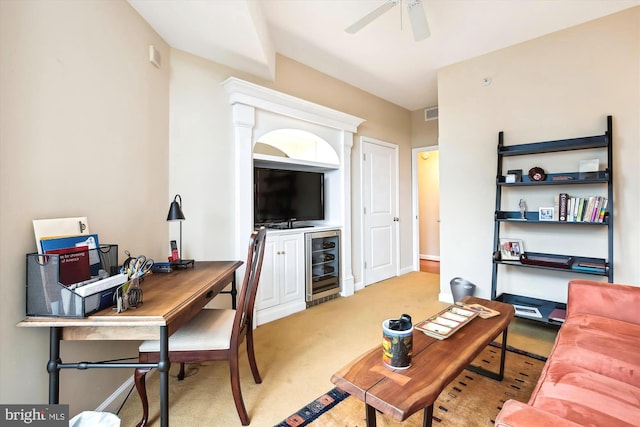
[331,297,514,427]
[18,261,242,427]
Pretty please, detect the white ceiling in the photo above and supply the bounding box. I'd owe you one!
[128,0,639,111]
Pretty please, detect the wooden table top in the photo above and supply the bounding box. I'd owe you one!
[17,261,242,340]
[331,297,514,422]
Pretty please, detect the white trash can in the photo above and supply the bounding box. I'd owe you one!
[69,411,120,427]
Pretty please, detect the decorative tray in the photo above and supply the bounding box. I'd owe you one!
[520,252,573,268]
[415,305,479,340]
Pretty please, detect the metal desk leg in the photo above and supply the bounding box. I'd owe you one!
[218,272,237,309]
[159,326,170,427]
[47,327,62,404]
[466,327,508,381]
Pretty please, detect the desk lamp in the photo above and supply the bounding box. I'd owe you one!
[167,194,194,268]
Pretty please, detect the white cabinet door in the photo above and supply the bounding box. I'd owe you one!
[280,233,305,304]
[256,232,305,312]
[256,237,279,310]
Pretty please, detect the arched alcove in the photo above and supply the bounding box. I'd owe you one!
[255,129,340,165]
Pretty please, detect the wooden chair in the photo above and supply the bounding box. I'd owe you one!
[134,227,267,426]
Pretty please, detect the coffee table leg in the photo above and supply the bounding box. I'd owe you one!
[365,403,377,427]
[423,404,433,427]
[466,328,508,381]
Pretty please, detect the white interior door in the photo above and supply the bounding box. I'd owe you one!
[362,138,398,286]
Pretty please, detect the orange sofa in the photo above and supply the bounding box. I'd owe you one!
[495,279,640,427]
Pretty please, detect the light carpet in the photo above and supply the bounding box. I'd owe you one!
[276,344,546,427]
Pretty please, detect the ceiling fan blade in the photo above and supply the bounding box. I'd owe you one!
[407,0,430,41]
[345,0,399,34]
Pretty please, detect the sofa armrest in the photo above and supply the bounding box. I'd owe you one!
[495,400,583,427]
[567,279,640,325]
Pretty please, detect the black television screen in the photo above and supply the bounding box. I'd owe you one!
[254,167,324,224]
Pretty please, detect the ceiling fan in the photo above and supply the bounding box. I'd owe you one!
[345,0,430,41]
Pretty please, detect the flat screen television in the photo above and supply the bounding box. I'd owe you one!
[254,167,324,226]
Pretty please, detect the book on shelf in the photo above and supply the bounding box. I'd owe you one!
[548,308,567,323]
[555,194,607,223]
[558,193,569,221]
[572,265,605,273]
[597,198,608,222]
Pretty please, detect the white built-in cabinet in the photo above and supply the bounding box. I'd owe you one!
[255,231,306,325]
[222,77,364,325]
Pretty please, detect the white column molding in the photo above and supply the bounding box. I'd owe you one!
[232,103,255,268]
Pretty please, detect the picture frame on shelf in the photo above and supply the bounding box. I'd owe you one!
[539,207,555,221]
[507,169,523,182]
[499,238,524,261]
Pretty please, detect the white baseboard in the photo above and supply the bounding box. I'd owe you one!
[420,254,440,261]
[439,291,454,304]
[96,372,149,414]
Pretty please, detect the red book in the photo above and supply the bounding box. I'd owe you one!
[549,308,567,323]
[46,246,91,286]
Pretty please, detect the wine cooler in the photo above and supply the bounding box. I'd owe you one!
[305,229,341,303]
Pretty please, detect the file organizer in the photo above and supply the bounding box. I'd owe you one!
[26,244,123,317]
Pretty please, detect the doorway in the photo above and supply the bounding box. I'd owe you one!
[412,146,440,271]
[362,137,399,286]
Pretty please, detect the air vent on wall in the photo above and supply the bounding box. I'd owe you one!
[424,106,438,121]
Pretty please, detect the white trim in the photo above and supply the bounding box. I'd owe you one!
[96,374,137,413]
[222,77,365,132]
[420,254,441,261]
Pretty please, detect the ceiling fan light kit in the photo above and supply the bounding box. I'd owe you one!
[346,0,430,41]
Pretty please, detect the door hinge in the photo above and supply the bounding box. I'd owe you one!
[364,261,367,269]
[363,153,366,161]
[364,206,367,214]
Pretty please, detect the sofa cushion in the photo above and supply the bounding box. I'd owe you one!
[548,313,640,387]
[529,361,640,427]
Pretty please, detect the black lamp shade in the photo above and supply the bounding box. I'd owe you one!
[167,194,185,221]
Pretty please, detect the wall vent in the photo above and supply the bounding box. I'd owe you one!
[424,106,438,121]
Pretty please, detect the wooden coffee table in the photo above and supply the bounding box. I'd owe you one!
[331,297,514,427]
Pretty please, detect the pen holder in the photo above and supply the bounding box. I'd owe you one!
[116,277,143,313]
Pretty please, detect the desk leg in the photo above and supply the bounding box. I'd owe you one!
[365,404,377,427]
[159,326,170,427]
[47,327,62,404]
[219,272,237,309]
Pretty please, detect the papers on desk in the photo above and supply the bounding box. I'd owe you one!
[28,218,122,317]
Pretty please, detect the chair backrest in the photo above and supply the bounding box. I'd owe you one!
[231,227,267,345]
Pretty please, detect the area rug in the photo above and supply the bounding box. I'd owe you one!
[275,344,546,427]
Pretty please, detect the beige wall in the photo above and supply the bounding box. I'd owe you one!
[438,7,640,301]
[411,110,439,148]
[0,0,169,413]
